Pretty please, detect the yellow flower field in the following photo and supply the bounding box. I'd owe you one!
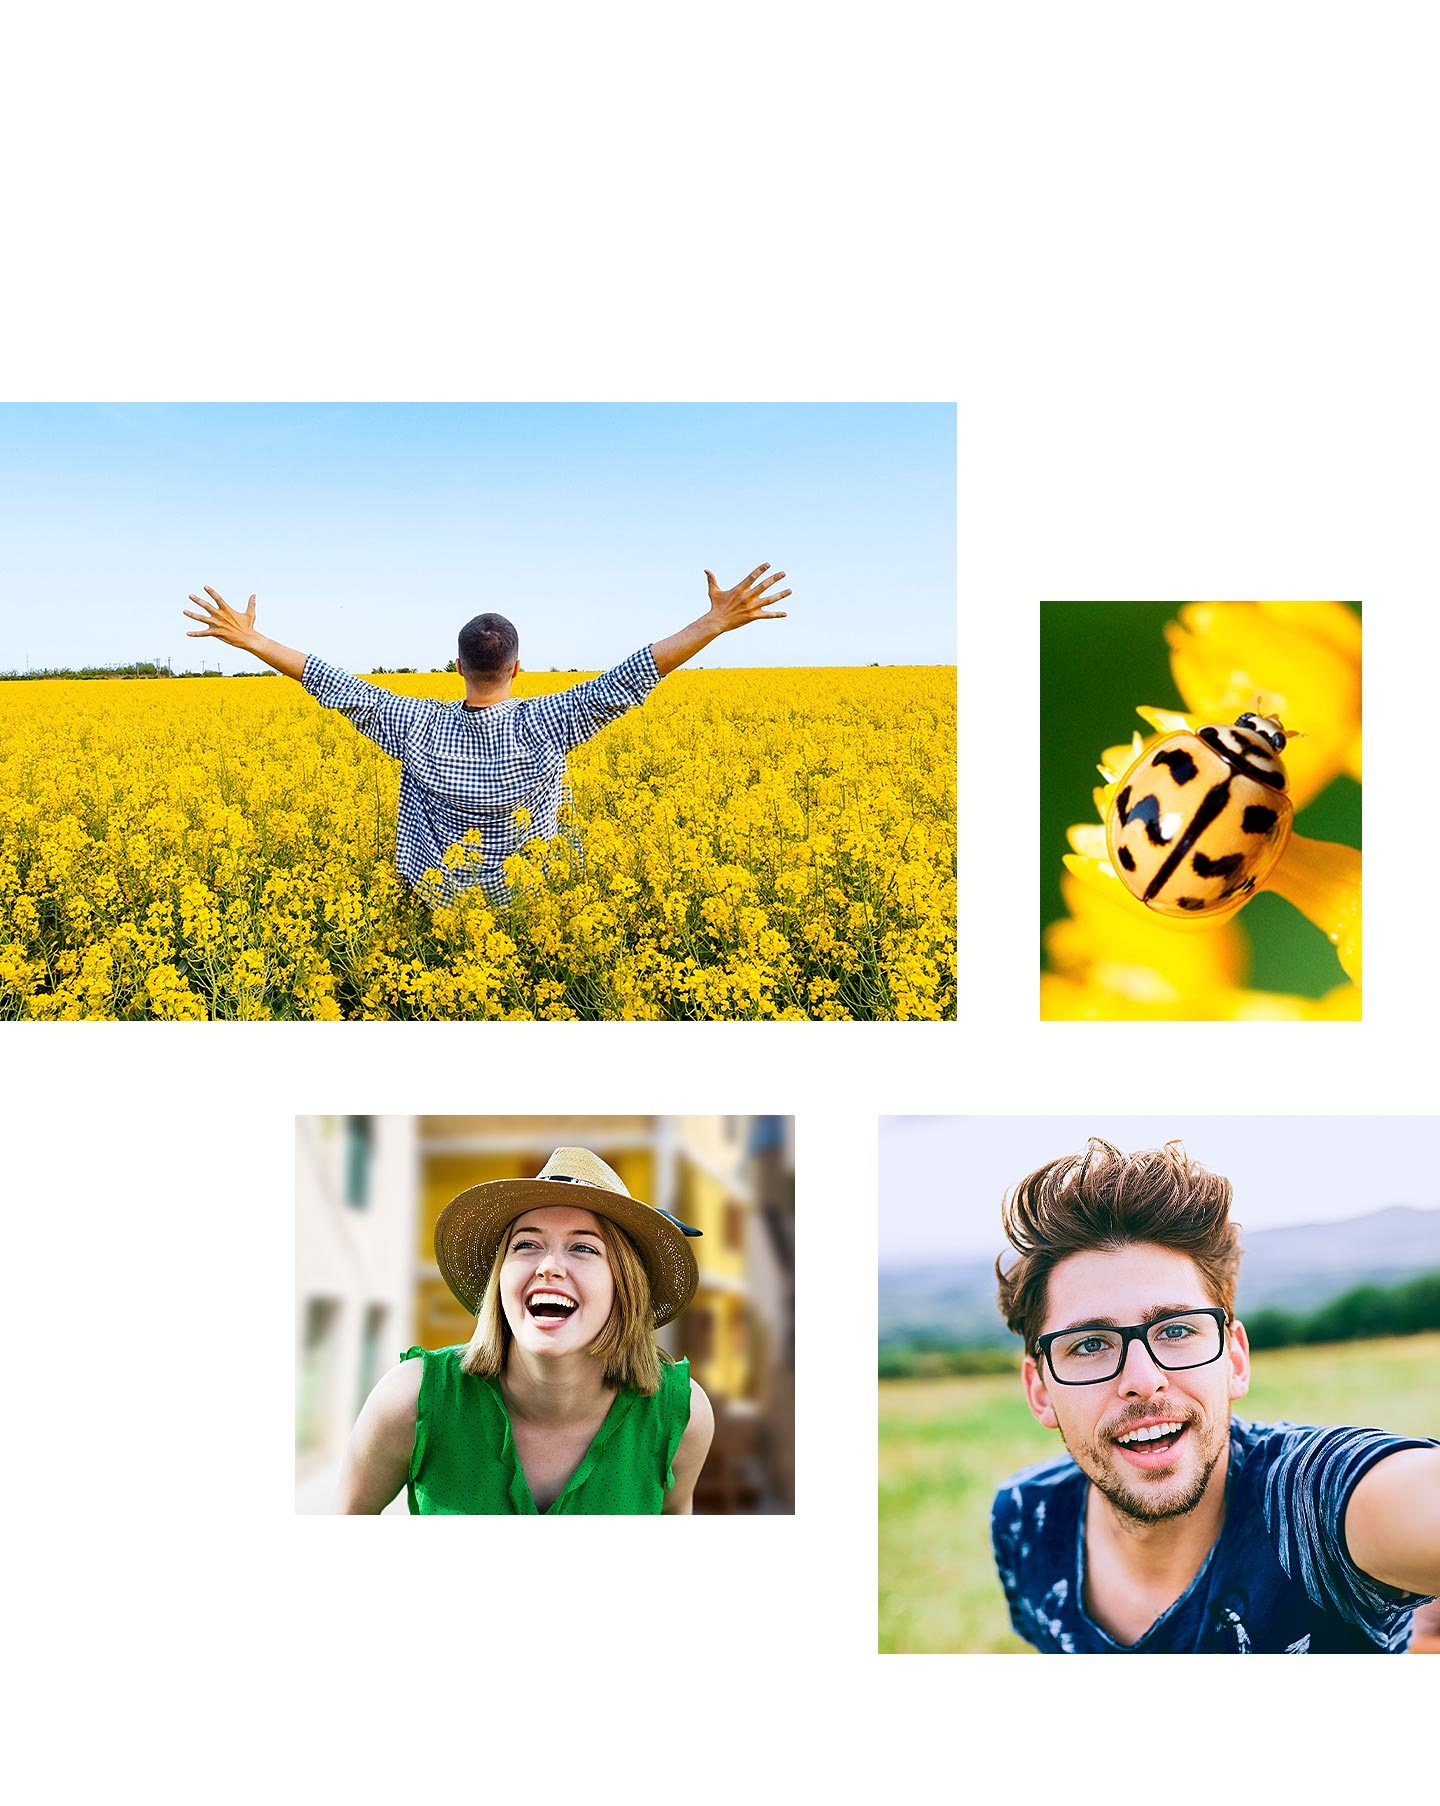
[0,667,955,1020]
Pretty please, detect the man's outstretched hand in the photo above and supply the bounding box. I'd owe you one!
[703,564,791,633]
[184,587,259,650]
[182,587,307,681]
[650,562,793,678]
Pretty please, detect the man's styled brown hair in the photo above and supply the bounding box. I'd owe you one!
[995,1138,1241,1352]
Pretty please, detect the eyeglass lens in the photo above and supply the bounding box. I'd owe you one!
[1047,1311,1222,1383]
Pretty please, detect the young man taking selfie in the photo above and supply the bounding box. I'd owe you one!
[992,1139,1440,1653]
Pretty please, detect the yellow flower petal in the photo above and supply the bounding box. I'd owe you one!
[1099,732,1146,782]
[1165,602,1360,806]
[1067,823,1108,861]
[1215,980,1362,1021]
[1263,832,1362,984]
[1304,981,1364,1021]
[1254,601,1360,660]
[1062,849,1250,931]
[1047,869,1248,998]
[1135,706,1196,737]
[1043,862,1361,1021]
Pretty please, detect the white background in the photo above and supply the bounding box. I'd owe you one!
[6,1,1438,1799]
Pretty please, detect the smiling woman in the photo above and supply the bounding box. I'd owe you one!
[336,1147,715,1514]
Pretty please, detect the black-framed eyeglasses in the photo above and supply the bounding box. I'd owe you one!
[1034,1306,1228,1386]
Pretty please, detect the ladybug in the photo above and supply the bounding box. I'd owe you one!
[1104,710,1295,917]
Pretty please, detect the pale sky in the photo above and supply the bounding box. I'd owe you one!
[879,1115,1440,1264]
[0,403,955,673]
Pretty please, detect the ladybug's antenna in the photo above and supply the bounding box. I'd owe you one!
[1253,697,1305,740]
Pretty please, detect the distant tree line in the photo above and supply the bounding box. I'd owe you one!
[1,663,455,681]
[1242,1271,1440,1349]
[879,1342,1018,1381]
[878,1270,1440,1380]
[0,661,183,681]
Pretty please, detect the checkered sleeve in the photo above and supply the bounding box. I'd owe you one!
[301,655,433,761]
[528,646,661,753]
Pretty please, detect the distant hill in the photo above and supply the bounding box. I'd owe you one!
[1234,1206,1440,1314]
[879,1205,1440,1350]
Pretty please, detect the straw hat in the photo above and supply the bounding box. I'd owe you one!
[434,1146,702,1326]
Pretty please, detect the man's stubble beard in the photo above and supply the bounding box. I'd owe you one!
[1062,1411,1230,1524]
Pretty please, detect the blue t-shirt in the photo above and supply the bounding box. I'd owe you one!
[992,1419,1437,1653]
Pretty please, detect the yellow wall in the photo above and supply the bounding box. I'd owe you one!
[419,1115,654,1141]
[415,1277,475,1354]
[674,1158,747,1282]
[680,1287,755,1399]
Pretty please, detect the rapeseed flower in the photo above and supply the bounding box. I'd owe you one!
[0,666,954,1020]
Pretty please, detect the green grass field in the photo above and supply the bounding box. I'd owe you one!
[878,1332,1440,1653]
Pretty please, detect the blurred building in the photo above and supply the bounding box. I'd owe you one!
[296,1114,794,1514]
[295,1115,418,1514]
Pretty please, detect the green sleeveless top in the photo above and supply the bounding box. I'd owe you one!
[400,1346,692,1515]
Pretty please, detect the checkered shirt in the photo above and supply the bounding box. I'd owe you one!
[301,646,661,904]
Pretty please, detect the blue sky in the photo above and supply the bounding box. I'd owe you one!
[880,1116,1440,1263]
[0,404,955,673]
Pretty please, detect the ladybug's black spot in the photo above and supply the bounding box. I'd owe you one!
[1117,790,1172,845]
[1177,897,1208,911]
[1192,850,1244,879]
[1220,876,1258,900]
[1242,803,1279,835]
[1152,747,1199,784]
[1115,845,1136,873]
[1143,779,1232,904]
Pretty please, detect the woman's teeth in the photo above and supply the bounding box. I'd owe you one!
[528,1291,577,1318]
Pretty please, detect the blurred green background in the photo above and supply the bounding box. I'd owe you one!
[878,1331,1438,1653]
[1039,601,1362,999]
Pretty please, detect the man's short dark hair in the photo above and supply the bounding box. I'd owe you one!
[457,613,519,678]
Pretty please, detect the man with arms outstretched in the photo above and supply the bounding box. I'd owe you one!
[183,564,789,903]
[992,1139,1440,1653]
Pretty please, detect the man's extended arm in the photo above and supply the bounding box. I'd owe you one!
[528,563,792,753]
[649,564,790,678]
[183,586,428,760]
[183,587,306,678]
[1344,1445,1440,1596]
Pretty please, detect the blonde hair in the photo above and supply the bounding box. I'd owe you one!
[460,1213,665,1395]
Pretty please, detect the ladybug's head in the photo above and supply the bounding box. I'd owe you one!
[1234,710,1293,753]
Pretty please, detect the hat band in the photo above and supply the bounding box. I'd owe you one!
[535,1179,702,1238]
[656,1208,703,1238]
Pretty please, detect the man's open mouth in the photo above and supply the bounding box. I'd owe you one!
[1112,1420,1189,1466]
[526,1289,579,1326]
